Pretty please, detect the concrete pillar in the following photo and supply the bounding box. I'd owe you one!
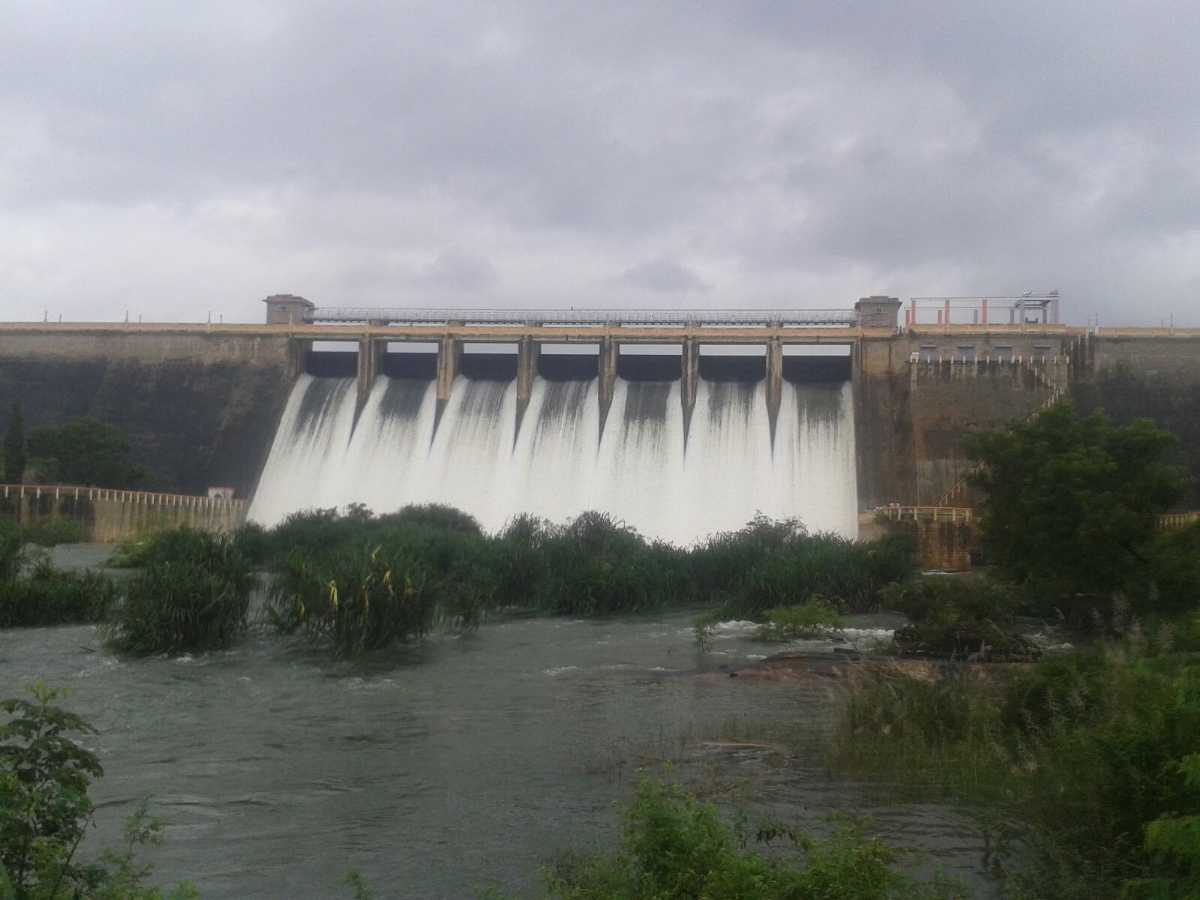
[681,338,699,445]
[598,337,619,440]
[515,336,540,443]
[766,338,783,446]
[435,334,462,429]
[355,336,382,416]
[287,337,311,382]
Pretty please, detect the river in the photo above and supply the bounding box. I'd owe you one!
[0,547,996,898]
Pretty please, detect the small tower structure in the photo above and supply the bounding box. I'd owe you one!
[262,294,315,325]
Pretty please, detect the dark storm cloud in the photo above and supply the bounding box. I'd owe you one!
[2,1,1198,324]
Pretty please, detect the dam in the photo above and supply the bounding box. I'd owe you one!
[2,294,1199,543]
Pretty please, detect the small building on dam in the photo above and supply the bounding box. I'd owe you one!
[1,294,1197,545]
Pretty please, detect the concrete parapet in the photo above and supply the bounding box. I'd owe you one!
[0,483,248,543]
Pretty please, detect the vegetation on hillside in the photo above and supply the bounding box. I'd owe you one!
[26,418,147,489]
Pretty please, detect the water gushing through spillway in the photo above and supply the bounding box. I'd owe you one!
[248,372,858,543]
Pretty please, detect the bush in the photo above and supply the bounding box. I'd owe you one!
[755,598,843,641]
[881,575,1039,661]
[542,779,958,899]
[0,520,22,583]
[0,559,120,628]
[269,544,441,656]
[105,529,255,655]
[0,684,195,898]
[831,636,1200,899]
[18,518,87,547]
[710,526,915,619]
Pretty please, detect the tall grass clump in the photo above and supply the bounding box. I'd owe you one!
[695,517,916,619]
[831,632,1200,899]
[532,512,689,615]
[269,544,443,656]
[542,779,958,899]
[105,528,255,655]
[754,597,844,641]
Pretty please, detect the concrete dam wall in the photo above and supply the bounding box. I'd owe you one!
[1,310,1198,540]
[0,326,297,497]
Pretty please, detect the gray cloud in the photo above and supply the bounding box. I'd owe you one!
[2,2,1199,325]
[620,258,708,294]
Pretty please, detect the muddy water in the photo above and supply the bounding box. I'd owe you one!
[1,550,995,898]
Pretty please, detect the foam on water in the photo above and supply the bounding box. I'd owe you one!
[249,371,858,544]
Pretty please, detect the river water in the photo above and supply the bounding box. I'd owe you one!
[1,549,995,898]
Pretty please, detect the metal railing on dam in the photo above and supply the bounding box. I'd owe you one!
[307,306,860,327]
[0,483,248,543]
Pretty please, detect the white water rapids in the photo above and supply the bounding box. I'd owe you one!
[248,373,858,544]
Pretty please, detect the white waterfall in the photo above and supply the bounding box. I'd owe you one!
[248,372,858,544]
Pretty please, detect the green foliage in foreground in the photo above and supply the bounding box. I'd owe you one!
[0,684,195,899]
[965,403,1189,622]
[754,598,844,641]
[830,626,1200,899]
[105,529,255,656]
[542,780,959,899]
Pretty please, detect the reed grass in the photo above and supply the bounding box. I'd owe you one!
[105,528,255,655]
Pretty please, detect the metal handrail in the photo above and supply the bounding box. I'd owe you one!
[306,307,859,327]
[0,483,247,509]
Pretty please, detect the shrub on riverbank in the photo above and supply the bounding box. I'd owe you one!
[542,779,959,899]
[754,598,843,641]
[269,544,445,655]
[105,529,255,655]
[831,631,1200,899]
[0,558,120,628]
[880,575,1040,661]
[701,521,916,619]
[0,684,195,898]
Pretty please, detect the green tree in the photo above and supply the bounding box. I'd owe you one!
[26,418,145,488]
[965,402,1187,613]
[3,403,25,484]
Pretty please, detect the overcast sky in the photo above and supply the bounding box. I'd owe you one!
[3,1,1199,325]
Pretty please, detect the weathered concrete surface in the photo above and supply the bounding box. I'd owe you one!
[1073,332,1200,504]
[0,328,294,497]
[0,485,247,543]
[2,321,1198,515]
